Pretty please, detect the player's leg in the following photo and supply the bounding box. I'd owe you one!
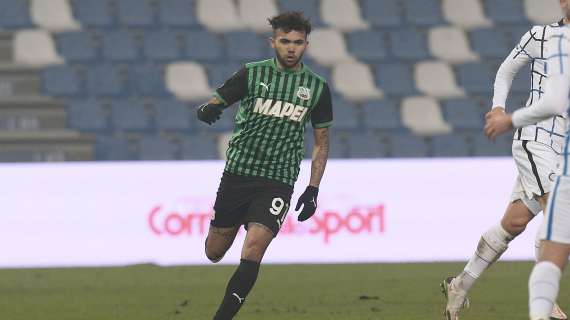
[205,226,239,263]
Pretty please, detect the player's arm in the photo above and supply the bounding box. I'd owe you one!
[296,83,333,222]
[196,67,248,125]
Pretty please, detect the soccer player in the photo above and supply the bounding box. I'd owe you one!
[442,2,569,319]
[484,23,570,320]
[195,12,333,320]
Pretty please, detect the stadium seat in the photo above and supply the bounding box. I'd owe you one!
[95,135,136,160]
[68,100,109,131]
[55,32,97,61]
[138,136,178,160]
[330,97,361,129]
[31,0,80,32]
[224,32,265,61]
[328,130,350,158]
[431,134,471,157]
[415,61,465,98]
[185,30,224,61]
[361,99,402,130]
[441,99,484,129]
[206,62,242,88]
[102,31,140,61]
[456,62,494,93]
[321,0,368,32]
[374,63,417,96]
[472,132,512,156]
[111,100,151,131]
[0,0,33,28]
[143,30,181,61]
[510,66,531,94]
[304,59,332,82]
[505,25,532,49]
[117,0,155,27]
[403,0,444,26]
[154,99,193,131]
[181,134,220,159]
[470,28,511,59]
[13,30,64,66]
[277,0,325,27]
[428,26,479,64]
[42,65,82,96]
[506,93,529,110]
[306,28,353,66]
[86,65,126,97]
[197,0,244,32]
[442,0,492,29]
[483,0,528,24]
[390,133,429,157]
[239,0,279,33]
[166,62,212,100]
[346,30,388,62]
[128,64,170,97]
[158,0,200,27]
[347,132,389,158]
[360,0,402,28]
[524,0,562,25]
[332,62,382,101]
[389,29,430,60]
[401,96,452,135]
[70,0,113,27]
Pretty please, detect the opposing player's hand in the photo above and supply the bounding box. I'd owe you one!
[484,109,513,141]
[196,103,224,125]
[295,186,319,222]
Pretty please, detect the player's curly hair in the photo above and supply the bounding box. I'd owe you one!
[267,11,312,35]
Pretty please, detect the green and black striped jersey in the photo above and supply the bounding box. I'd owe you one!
[214,58,333,186]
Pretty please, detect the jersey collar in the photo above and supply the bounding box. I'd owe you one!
[271,58,305,75]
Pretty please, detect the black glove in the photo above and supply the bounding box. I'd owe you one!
[295,186,319,222]
[196,103,224,125]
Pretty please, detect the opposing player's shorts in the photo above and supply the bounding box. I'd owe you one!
[211,171,293,236]
[538,175,570,244]
[510,140,560,215]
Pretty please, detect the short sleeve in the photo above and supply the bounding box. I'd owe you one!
[311,83,333,128]
[214,67,248,106]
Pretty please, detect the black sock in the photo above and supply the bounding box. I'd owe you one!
[213,259,260,320]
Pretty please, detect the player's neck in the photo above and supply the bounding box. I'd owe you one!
[564,16,570,25]
[274,58,302,72]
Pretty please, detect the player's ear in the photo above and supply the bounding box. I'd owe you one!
[268,37,275,49]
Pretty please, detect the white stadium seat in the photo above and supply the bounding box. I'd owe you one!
[401,96,452,135]
[217,132,233,160]
[31,0,81,32]
[166,62,212,100]
[321,0,368,32]
[415,61,465,98]
[332,61,382,101]
[13,30,64,66]
[239,0,278,33]
[524,0,562,25]
[306,28,353,66]
[442,0,492,29]
[197,0,245,32]
[429,26,479,64]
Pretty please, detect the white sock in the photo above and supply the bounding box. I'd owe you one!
[529,261,562,320]
[456,224,513,293]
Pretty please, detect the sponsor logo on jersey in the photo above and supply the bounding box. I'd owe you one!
[296,86,311,100]
[253,98,308,122]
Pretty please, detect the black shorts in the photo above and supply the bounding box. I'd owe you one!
[211,171,294,236]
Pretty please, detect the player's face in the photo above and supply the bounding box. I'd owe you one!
[561,0,570,17]
[270,29,308,69]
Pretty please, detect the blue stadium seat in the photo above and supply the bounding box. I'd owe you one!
[505,25,532,49]
[68,100,108,131]
[0,0,34,28]
[71,0,113,27]
[212,106,237,132]
[95,134,135,160]
[456,63,494,93]
[86,65,125,97]
[431,134,471,157]
[128,64,169,97]
[347,132,389,158]
[506,93,529,109]
[332,97,361,130]
[390,134,429,157]
[42,66,82,96]
[55,32,97,61]
[470,28,510,58]
[403,0,443,26]
[224,32,265,61]
[117,0,155,27]
[278,0,325,27]
[154,99,192,131]
[511,67,531,94]
[138,136,178,160]
[158,0,199,27]
[304,59,331,80]
[102,31,140,61]
[181,134,219,159]
[472,132,512,156]
[361,0,402,27]
[346,30,388,62]
[361,99,402,130]
[144,30,181,60]
[111,100,151,131]
[441,99,484,129]
[206,62,242,88]
[374,63,416,96]
[185,31,224,61]
[483,0,528,24]
[389,29,430,60]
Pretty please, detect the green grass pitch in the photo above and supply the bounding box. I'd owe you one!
[1,261,567,319]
